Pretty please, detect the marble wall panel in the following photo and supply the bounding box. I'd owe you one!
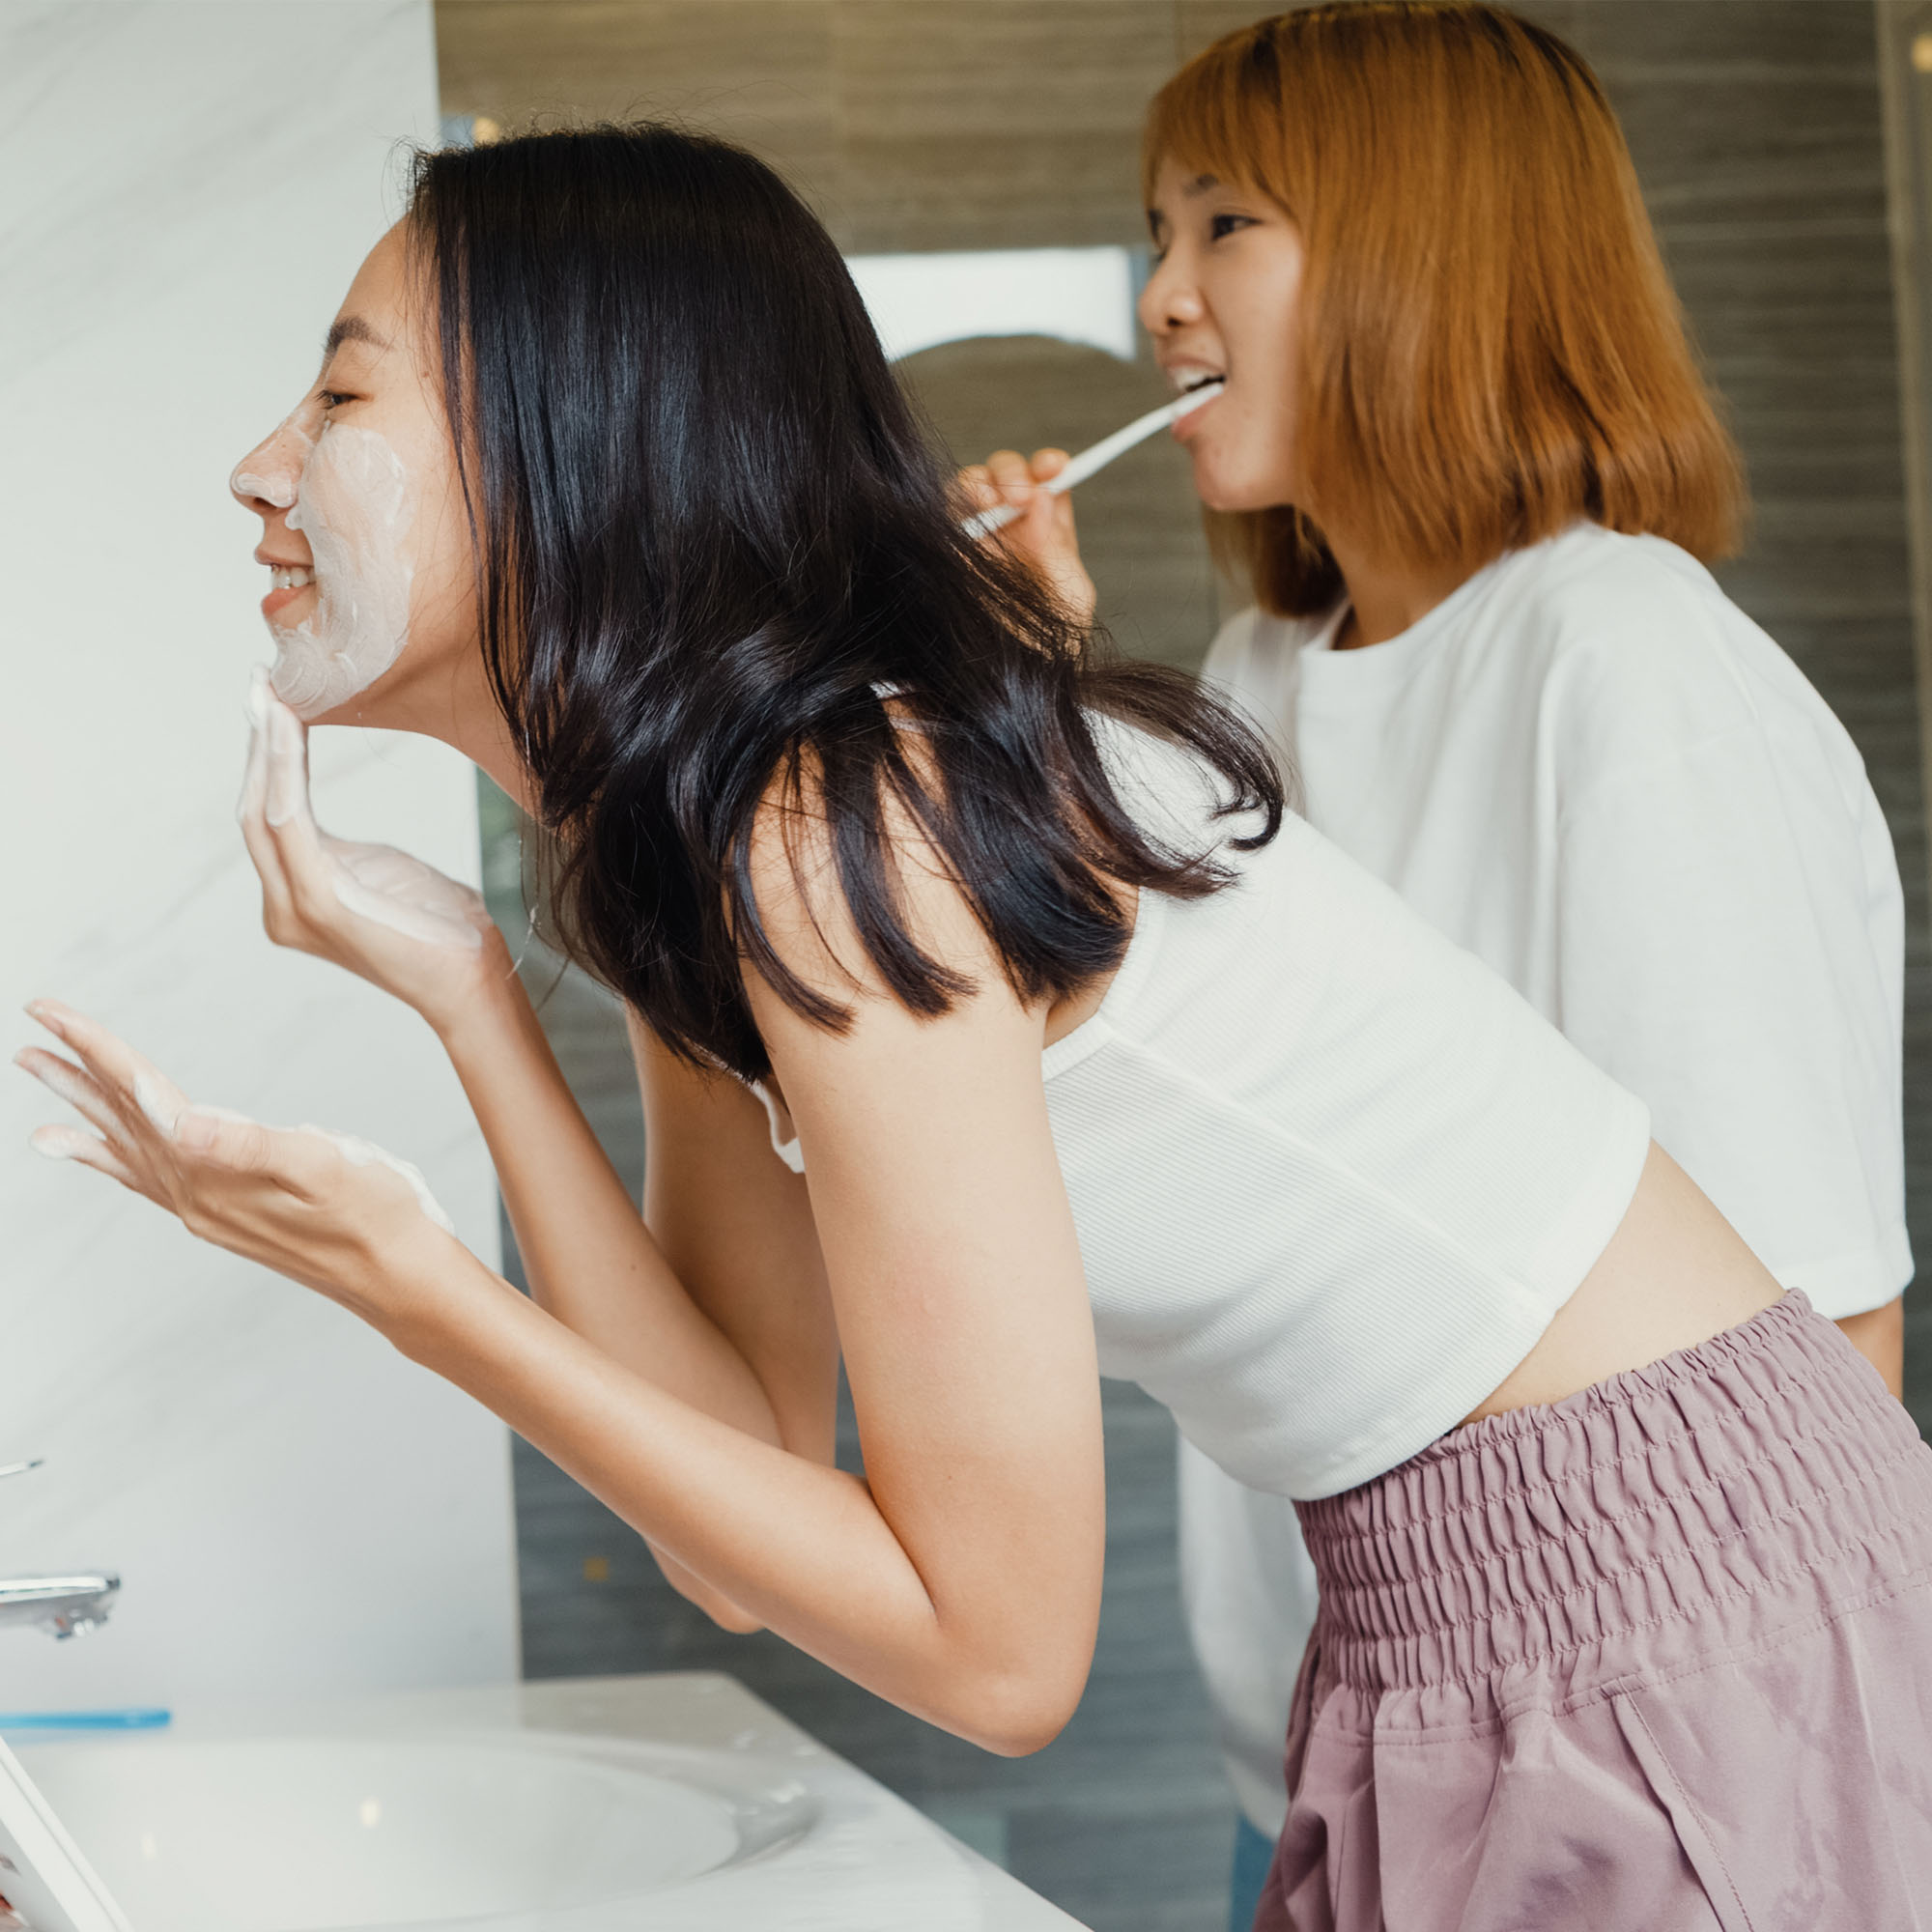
[0,2,518,1709]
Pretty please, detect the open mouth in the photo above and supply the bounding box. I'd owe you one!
[261,562,318,624]
[1168,365,1227,398]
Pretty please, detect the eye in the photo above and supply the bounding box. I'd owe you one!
[319,390,352,412]
[1208,213,1255,242]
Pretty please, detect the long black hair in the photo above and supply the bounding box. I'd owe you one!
[409,125,1282,1082]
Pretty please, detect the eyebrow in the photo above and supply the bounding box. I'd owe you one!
[1146,172,1225,235]
[321,315,389,360]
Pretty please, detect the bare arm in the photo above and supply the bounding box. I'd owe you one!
[431,974,835,1628]
[218,681,839,1625]
[1836,1299,1904,1397]
[24,745,1109,1751]
[437,969,788,1447]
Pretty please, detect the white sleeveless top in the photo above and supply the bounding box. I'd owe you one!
[755,725,1652,1500]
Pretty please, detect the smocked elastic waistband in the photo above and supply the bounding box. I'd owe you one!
[1295,1293,1930,1692]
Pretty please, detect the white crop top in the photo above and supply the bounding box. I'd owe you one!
[754,725,1652,1500]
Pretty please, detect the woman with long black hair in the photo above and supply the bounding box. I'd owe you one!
[21,124,1932,1928]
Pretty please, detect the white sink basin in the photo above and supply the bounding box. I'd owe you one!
[5,1676,1087,1932]
[18,1731,815,1932]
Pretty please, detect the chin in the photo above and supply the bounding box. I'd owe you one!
[1190,460,1293,518]
[1197,484,1274,516]
[266,654,399,730]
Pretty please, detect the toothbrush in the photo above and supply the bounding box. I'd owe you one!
[961,382,1225,540]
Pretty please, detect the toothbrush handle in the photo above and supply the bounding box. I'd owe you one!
[961,446,1094,541]
[960,387,1217,543]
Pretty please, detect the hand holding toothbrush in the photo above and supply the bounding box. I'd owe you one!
[956,446,1098,628]
[956,384,1224,629]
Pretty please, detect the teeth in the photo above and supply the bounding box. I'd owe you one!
[1167,368,1226,396]
[270,566,315,590]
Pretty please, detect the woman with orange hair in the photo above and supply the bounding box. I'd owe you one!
[974,5,1914,1925]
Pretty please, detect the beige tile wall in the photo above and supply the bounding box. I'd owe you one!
[439,2,1187,249]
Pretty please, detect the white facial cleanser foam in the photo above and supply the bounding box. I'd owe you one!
[171,1103,458,1236]
[258,422,417,717]
[288,1125,458,1235]
[35,1085,459,1237]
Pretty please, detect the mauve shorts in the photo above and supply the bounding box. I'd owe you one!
[1255,1292,1932,1931]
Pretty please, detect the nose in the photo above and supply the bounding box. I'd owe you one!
[1137,249,1206,341]
[230,414,310,516]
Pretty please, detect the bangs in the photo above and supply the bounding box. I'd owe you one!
[1141,35,1289,215]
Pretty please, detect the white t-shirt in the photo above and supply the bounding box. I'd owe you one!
[1185,520,1912,1833]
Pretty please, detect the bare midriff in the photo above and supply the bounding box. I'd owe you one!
[1462,1141,1782,1425]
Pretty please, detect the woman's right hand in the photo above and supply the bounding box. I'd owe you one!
[238,668,508,1037]
[957,447,1097,628]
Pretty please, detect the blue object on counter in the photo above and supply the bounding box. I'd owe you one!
[0,1707,170,1731]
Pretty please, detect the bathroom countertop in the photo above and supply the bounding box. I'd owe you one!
[133,1671,1093,1931]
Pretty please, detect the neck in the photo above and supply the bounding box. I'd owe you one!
[328,662,538,813]
[1325,534,1476,651]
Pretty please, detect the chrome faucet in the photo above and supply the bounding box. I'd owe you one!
[0,1459,118,1639]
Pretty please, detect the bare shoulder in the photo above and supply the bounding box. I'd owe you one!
[738,738,1027,1037]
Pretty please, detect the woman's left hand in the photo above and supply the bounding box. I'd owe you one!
[15,1000,460,1326]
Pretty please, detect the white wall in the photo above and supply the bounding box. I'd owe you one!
[846,247,1140,362]
[0,2,519,1707]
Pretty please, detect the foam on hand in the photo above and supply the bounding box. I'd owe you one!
[242,668,491,953]
[291,1125,459,1236]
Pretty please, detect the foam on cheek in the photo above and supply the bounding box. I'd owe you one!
[270,424,416,718]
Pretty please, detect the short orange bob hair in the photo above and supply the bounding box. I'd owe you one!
[1145,2,1746,616]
